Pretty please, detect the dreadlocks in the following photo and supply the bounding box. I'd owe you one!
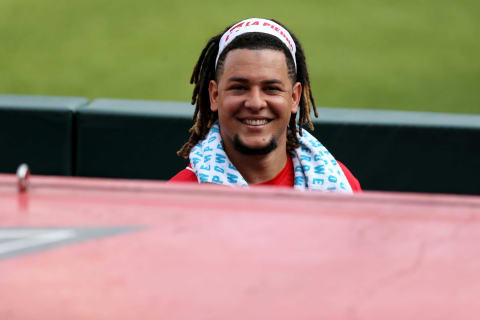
[177,19,318,159]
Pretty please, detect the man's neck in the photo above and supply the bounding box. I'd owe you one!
[225,146,288,184]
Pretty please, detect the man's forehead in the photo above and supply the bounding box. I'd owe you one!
[218,49,290,82]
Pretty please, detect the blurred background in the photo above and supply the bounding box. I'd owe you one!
[1,0,478,114]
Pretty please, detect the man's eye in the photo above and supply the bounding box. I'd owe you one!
[265,86,280,91]
[229,85,246,91]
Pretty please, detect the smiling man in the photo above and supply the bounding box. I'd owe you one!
[170,18,361,193]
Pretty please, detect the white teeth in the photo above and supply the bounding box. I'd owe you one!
[242,119,268,126]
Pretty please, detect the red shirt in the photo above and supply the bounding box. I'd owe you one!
[169,156,362,192]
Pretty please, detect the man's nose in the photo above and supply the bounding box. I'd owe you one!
[244,87,267,110]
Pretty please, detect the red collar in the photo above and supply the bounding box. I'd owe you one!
[256,155,294,187]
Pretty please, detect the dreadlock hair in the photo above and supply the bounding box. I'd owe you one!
[177,19,318,159]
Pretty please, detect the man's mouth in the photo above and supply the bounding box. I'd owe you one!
[241,119,271,126]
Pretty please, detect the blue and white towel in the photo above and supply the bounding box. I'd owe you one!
[189,121,352,193]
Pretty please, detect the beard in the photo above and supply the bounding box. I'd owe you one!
[233,135,278,155]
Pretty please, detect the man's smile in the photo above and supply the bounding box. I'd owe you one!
[239,118,272,126]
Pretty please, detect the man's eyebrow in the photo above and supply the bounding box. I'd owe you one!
[262,79,283,85]
[226,77,283,84]
[227,77,249,83]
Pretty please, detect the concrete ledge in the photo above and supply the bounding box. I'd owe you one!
[314,107,480,129]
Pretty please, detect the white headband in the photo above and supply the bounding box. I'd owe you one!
[215,18,297,71]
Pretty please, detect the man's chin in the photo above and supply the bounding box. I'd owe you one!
[233,135,277,156]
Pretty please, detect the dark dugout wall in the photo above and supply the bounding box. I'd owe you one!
[311,108,480,195]
[1,95,479,195]
[0,95,88,176]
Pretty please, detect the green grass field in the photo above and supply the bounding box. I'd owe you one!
[1,0,479,114]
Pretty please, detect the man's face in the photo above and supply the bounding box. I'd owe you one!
[209,49,301,156]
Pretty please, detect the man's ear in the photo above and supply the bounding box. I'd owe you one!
[209,80,219,112]
[291,82,302,114]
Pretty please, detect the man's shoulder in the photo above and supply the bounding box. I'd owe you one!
[169,161,361,192]
[337,161,362,192]
[168,167,198,183]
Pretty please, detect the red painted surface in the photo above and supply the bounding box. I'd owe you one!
[1,173,480,319]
